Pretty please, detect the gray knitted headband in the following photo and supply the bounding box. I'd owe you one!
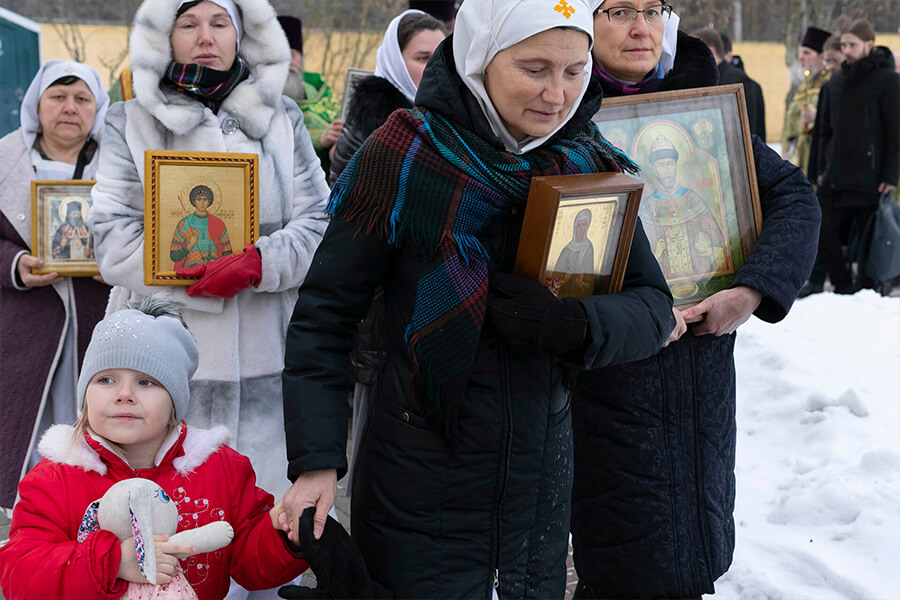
[76,297,198,421]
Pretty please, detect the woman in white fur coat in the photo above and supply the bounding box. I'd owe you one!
[89,0,330,499]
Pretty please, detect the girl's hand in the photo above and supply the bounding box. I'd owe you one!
[270,501,290,533]
[117,535,193,585]
[153,535,193,584]
[117,538,148,583]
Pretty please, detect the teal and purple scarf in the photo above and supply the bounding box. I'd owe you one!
[592,60,663,95]
[330,107,637,437]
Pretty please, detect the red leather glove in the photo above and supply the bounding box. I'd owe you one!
[176,244,262,298]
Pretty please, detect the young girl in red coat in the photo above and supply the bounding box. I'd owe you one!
[0,296,308,599]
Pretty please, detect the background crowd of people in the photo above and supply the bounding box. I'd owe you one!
[0,0,895,599]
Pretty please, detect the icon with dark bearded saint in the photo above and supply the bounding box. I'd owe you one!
[31,180,99,276]
[51,197,93,260]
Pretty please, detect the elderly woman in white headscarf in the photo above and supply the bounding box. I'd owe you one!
[281,0,674,596]
[328,9,446,183]
[0,60,111,511]
[88,0,330,507]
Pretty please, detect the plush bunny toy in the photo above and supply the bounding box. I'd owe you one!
[78,478,234,599]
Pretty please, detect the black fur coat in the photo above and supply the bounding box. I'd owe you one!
[329,75,412,184]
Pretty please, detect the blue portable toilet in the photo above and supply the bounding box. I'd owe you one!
[0,7,41,138]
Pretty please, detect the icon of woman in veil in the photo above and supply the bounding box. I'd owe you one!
[554,208,595,298]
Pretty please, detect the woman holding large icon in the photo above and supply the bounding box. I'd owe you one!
[571,1,821,598]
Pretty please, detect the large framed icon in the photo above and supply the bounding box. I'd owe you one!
[514,172,645,299]
[30,180,99,277]
[143,150,258,286]
[593,84,762,308]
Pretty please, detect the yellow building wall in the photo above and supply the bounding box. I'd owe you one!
[40,24,900,144]
[40,24,132,89]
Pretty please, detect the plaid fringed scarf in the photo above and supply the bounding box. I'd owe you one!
[165,56,249,112]
[329,107,638,437]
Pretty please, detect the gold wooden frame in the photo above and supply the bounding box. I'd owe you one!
[514,172,644,298]
[30,180,99,277]
[592,84,763,307]
[144,150,258,286]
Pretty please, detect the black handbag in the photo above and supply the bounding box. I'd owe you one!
[859,192,900,284]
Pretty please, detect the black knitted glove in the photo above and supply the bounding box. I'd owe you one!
[487,272,588,355]
[278,508,391,599]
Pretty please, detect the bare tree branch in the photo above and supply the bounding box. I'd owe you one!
[52,23,88,63]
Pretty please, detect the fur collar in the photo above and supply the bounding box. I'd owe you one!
[37,423,232,476]
[129,0,290,139]
[348,75,413,140]
[658,31,719,92]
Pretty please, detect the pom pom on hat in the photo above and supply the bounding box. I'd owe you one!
[76,296,198,421]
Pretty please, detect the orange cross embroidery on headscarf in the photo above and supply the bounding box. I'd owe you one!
[554,0,576,18]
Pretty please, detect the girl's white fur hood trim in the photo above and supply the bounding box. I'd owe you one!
[129,0,290,138]
[37,423,232,476]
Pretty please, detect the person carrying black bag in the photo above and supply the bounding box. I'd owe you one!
[857,192,900,295]
[816,19,899,294]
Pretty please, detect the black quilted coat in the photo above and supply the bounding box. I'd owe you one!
[571,33,822,598]
[283,38,675,599]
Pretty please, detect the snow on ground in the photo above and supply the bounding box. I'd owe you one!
[711,290,900,600]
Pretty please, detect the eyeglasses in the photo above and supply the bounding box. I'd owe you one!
[596,4,673,27]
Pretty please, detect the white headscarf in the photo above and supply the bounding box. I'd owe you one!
[176,0,243,48]
[589,0,680,75]
[374,9,427,105]
[453,0,594,154]
[19,59,110,151]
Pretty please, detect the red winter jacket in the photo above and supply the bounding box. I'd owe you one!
[0,423,308,600]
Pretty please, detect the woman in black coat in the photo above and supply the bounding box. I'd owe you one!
[571,2,822,598]
[281,1,675,598]
[329,10,446,184]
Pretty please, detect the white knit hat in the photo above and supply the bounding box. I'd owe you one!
[76,297,199,421]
